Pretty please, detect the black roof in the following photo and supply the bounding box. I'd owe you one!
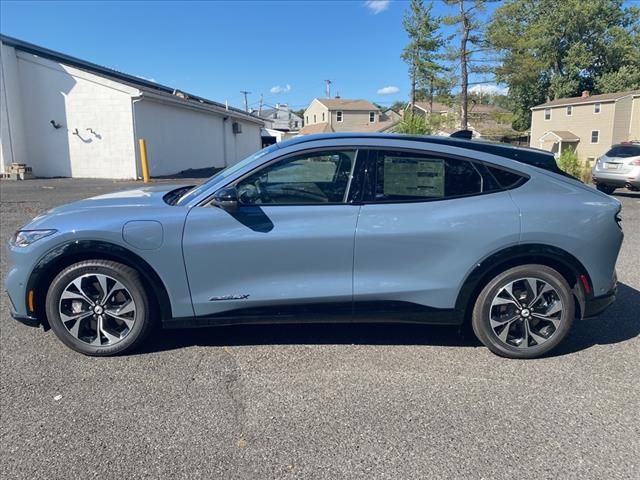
[281,133,566,175]
[0,34,261,123]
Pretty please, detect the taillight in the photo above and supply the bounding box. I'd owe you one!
[630,159,640,166]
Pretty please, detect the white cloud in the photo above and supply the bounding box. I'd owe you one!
[364,0,390,14]
[377,85,400,95]
[270,84,291,94]
[469,84,509,96]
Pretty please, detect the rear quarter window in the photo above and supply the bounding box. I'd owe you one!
[485,166,526,190]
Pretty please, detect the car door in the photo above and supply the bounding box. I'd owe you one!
[182,148,362,319]
[353,148,521,321]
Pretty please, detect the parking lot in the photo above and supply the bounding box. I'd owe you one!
[1,178,639,479]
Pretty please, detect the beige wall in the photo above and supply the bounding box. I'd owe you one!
[530,101,617,161]
[612,96,633,145]
[303,99,380,131]
[630,96,640,141]
[330,110,377,132]
[304,99,329,125]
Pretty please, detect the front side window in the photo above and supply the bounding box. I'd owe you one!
[594,103,601,113]
[371,151,484,201]
[591,130,599,143]
[336,111,343,122]
[236,150,356,205]
[544,108,551,120]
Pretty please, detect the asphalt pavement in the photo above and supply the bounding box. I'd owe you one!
[1,178,638,479]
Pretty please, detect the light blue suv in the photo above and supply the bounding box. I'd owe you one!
[5,134,623,358]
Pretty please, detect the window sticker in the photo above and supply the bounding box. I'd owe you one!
[383,157,445,197]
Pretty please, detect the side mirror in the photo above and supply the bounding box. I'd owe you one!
[212,186,238,213]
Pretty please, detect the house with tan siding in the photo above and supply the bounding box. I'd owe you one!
[530,90,640,164]
[300,98,397,134]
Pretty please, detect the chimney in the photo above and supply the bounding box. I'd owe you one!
[581,90,590,98]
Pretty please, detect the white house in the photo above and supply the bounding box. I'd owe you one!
[0,35,264,179]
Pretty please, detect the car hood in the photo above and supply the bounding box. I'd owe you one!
[47,184,192,213]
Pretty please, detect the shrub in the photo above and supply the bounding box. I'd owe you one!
[394,112,433,135]
[556,149,582,178]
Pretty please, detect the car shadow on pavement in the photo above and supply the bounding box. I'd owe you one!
[551,282,640,357]
[613,191,640,199]
[140,282,639,356]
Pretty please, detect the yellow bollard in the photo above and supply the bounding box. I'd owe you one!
[138,138,150,183]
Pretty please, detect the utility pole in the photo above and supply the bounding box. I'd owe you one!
[240,90,251,112]
[258,93,263,116]
[324,79,332,98]
[459,0,470,130]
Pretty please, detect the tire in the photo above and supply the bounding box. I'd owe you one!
[471,265,575,359]
[596,183,616,195]
[45,260,153,356]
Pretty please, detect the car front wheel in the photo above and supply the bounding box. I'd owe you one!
[45,260,152,356]
[471,265,575,359]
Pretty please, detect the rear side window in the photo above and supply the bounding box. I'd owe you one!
[606,145,640,158]
[372,150,482,201]
[484,166,525,189]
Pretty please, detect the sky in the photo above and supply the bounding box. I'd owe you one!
[0,0,504,112]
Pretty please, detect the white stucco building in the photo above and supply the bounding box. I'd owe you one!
[0,35,264,179]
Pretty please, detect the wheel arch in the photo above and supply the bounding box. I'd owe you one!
[26,240,172,330]
[455,244,591,325]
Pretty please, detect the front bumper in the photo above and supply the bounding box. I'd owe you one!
[10,311,40,328]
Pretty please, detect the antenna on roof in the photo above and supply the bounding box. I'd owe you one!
[324,79,332,98]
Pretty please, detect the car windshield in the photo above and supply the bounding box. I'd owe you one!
[606,145,640,158]
[175,143,280,205]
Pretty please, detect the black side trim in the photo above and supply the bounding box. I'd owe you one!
[163,301,458,329]
[27,240,173,325]
[584,286,617,318]
[10,312,41,328]
[455,244,592,321]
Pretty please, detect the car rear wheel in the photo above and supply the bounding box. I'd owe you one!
[596,183,616,195]
[471,265,575,359]
[45,260,152,356]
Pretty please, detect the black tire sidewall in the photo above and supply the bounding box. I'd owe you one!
[472,265,575,359]
[45,261,148,356]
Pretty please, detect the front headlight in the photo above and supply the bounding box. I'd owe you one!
[10,229,57,247]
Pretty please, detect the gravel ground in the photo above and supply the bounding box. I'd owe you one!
[1,178,639,479]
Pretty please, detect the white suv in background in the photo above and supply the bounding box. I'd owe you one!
[592,142,640,194]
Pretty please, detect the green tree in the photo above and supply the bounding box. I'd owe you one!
[401,0,446,110]
[487,0,640,130]
[442,0,488,130]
